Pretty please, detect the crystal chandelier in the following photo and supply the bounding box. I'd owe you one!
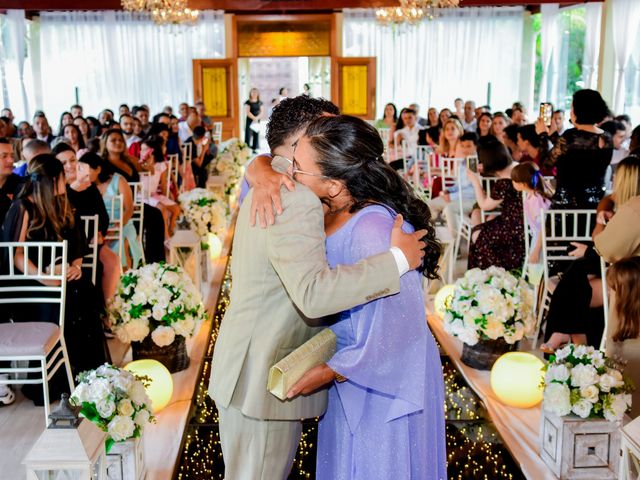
[376,0,460,26]
[121,0,199,26]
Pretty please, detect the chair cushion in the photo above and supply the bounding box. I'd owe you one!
[0,322,60,356]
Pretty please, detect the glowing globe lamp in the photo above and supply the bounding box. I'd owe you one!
[490,352,545,408]
[208,233,223,259]
[434,284,456,318]
[125,359,174,413]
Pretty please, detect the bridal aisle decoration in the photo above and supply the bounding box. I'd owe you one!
[539,345,634,478]
[214,138,252,195]
[109,262,206,372]
[443,267,535,370]
[178,188,227,249]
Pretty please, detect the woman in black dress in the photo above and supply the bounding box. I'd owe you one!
[244,88,264,152]
[1,154,108,404]
[537,89,613,210]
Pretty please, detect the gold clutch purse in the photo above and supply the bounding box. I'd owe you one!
[268,329,337,401]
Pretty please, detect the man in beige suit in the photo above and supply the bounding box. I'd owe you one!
[209,97,426,479]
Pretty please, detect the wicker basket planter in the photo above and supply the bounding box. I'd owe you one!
[132,335,190,373]
[460,338,516,370]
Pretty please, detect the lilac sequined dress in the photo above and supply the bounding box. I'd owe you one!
[317,205,446,480]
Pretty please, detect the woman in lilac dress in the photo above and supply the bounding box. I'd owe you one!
[287,115,446,479]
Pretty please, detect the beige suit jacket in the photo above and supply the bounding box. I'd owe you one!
[208,183,400,420]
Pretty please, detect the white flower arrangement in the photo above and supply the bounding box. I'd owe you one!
[443,267,535,346]
[70,364,154,451]
[178,188,227,247]
[542,344,633,421]
[214,138,252,193]
[109,262,205,347]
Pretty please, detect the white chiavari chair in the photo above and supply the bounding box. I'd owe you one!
[80,214,99,285]
[378,128,391,162]
[166,153,180,196]
[599,256,609,352]
[181,142,193,167]
[410,146,433,195]
[531,209,596,348]
[104,194,125,263]
[452,158,473,262]
[479,176,503,223]
[212,122,223,144]
[0,241,74,426]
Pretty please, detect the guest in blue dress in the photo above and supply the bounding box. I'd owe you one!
[287,115,446,479]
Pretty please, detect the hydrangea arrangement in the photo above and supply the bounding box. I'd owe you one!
[70,364,154,451]
[178,188,227,247]
[543,344,633,421]
[443,267,535,346]
[109,262,205,347]
[215,138,252,193]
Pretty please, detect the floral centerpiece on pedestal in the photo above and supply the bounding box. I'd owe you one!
[214,138,252,194]
[178,188,227,249]
[443,267,535,370]
[543,344,633,421]
[109,262,206,372]
[70,364,154,452]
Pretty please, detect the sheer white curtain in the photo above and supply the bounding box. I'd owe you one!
[582,2,602,91]
[343,7,524,117]
[2,10,31,121]
[611,0,640,114]
[539,3,559,104]
[39,10,224,123]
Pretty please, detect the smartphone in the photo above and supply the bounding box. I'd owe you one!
[467,155,478,173]
[539,102,553,128]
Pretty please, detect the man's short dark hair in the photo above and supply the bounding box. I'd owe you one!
[503,124,520,144]
[518,124,541,148]
[119,113,133,121]
[266,96,340,151]
[553,109,564,115]
[460,132,479,144]
[52,141,75,156]
[402,108,417,116]
[616,114,631,124]
[600,120,626,136]
[192,126,206,139]
[70,104,82,110]
[0,137,11,145]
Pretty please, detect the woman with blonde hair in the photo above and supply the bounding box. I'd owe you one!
[438,118,464,157]
[541,155,640,352]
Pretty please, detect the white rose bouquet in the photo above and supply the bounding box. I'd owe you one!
[542,344,633,421]
[214,138,252,193]
[178,188,227,248]
[443,267,535,346]
[109,262,205,347]
[70,364,154,451]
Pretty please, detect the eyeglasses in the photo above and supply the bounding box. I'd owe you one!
[273,154,329,179]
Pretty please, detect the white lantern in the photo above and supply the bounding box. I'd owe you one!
[23,394,106,480]
[168,229,202,292]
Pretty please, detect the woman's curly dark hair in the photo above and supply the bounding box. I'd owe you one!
[304,115,441,280]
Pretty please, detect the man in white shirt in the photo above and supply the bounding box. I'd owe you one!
[120,114,142,148]
[461,100,477,132]
[178,111,201,144]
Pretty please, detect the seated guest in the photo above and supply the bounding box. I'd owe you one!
[140,136,181,238]
[476,112,492,138]
[409,102,428,127]
[196,101,213,130]
[57,111,73,136]
[374,102,397,131]
[601,119,629,166]
[541,155,640,352]
[439,108,452,127]
[99,109,114,126]
[33,113,55,146]
[119,104,130,116]
[427,107,440,129]
[549,109,565,144]
[0,138,24,222]
[134,106,151,137]
[461,100,477,132]
[120,113,141,148]
[467,137,524,270]
[605,258,640,417]
[510,106,527,126]
[1,154,108,404]
[418,126,440,148]
[17,121,35,138]
[86,116,102,138]
[490,112,511,144]
[70,104,83,118]
[437,118,464,158]
[54,144,120,302]
[178,110,201,144]
[503,123,523,161]
[184,126,214,188]
[73,116,91,145]
[517,124,554,175]
[459,131,478,156]
[21,139,51,165]
[61,124,86,152]
[389,108,423,170]
[91,154,144,269]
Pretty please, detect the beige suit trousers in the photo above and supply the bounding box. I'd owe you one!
[218,403,302,480]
